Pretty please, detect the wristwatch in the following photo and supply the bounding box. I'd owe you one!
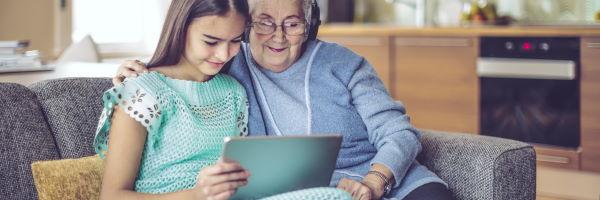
[383,179,393,196]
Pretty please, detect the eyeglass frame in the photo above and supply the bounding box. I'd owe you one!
[247,18,308,36]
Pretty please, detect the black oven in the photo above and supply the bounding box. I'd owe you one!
[478,37,580,148]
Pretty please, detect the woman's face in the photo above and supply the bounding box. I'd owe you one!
[249,0,306,73]
[182,11,245,79]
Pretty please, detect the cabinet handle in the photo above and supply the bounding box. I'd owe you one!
[537,154,570,164]
[477,58,576,80]
[587,43,600,48]
[395,37,472,47]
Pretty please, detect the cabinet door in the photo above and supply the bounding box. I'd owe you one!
[318,36,391,91]
[393,37,479,133]
[0,0,70,60]
[581,37,600,172]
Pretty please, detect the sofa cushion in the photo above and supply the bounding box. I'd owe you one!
[31,155,103,200]
[0,83,60,200]
[29,78,113,159]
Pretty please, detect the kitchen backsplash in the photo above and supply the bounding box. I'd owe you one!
[495,0,599,24]
[334,0,600,26]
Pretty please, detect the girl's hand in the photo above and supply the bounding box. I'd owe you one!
[113,60,148,85]
[193,161,250,200]
[336,178,372,200]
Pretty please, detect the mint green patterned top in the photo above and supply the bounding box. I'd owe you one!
[92,71,351,199]
[93,71,248,194]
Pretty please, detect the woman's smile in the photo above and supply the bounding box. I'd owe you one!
[267,46,287,53]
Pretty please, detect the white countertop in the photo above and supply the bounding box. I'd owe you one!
[0,62,119,86]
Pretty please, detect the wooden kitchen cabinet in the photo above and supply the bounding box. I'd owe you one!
[392,37,479,133]
[317,25,600,172]
[318,36,392,90]
[0,0,70,60]
[580,37,600,172]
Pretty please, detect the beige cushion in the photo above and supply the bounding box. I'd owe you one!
[55,35,100,64]
[31,155,104,200]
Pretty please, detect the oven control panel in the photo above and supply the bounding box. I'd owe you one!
[480,37,580,60]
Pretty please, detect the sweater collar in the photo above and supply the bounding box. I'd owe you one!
[242,40,320,77]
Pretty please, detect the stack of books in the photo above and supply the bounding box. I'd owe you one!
[0,40,48,73]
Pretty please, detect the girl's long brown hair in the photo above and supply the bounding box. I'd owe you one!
[147,0,249,68]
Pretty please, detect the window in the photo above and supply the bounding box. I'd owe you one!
[72,0,170,56]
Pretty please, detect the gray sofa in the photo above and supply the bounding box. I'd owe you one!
[0,77,536,200]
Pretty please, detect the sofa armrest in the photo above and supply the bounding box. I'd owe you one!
[417,130,536,200]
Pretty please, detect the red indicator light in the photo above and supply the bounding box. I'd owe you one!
[522,42,532,51]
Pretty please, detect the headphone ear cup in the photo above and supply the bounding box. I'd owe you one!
[309,20,320,40]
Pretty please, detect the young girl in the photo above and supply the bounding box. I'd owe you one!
[94,0,252,199]
[94,0,350,199]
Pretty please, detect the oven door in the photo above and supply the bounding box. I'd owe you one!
[478,58,580,148]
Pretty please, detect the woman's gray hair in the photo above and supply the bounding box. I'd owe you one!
[302,0,313,25]
[249,0,314,24]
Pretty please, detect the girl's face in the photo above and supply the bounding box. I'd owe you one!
[182,11,245,80]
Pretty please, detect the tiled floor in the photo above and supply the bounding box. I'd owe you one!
[537,166,600,200]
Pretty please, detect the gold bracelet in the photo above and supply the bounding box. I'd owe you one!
[367,170,392,195]
[367,171,389,185]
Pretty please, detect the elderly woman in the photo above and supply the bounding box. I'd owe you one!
[115,0,452,199]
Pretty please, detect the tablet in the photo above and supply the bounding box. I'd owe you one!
[221,135,342,200]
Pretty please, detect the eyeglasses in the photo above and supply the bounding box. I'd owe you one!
[249,19,307,36]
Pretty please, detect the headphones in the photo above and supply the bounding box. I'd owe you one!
[243,0,321,42]
[306,0,321,41]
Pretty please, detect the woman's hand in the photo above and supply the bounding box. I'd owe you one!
[113,60,148,85]
[361,164,395,200]
[336,178,372,200]
[192,161,250,200]
[360,174,386,200]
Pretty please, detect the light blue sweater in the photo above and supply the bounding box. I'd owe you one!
[250,54,309,136]
[226,40,446,199]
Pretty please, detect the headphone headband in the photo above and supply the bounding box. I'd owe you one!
[307,0,321,41]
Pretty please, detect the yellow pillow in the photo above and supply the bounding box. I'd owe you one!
[31,155,104,200]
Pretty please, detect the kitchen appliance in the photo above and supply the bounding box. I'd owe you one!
[478,37,580,148]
